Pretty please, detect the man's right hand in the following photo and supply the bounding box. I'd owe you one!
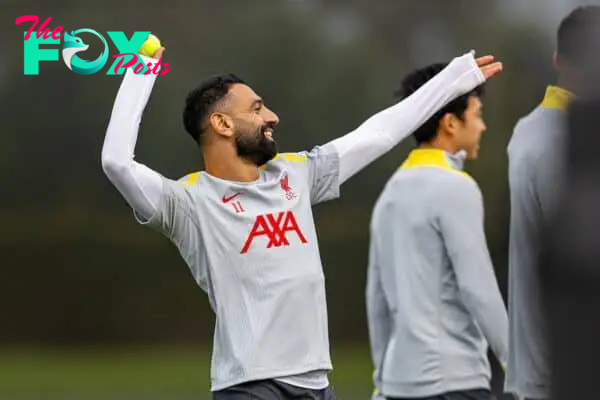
[471,50,503,81]
[153,47,165,60]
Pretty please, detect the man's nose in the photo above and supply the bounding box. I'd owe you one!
[264,107,279,126]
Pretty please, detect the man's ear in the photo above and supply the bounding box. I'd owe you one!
[209,113,234,138]
[439,112,459,136]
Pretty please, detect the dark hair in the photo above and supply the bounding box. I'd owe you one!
[557,5,600,67]
[395,62,484,144]
[183,73,246,143]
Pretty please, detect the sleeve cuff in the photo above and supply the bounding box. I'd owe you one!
[449,52,486,96]
[464,52,485,85]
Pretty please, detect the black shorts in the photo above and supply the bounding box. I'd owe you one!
[212,379,337,400]
[387,388,495,400]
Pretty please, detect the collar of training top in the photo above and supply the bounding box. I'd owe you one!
[541,85,574,111]
[400,148,472,180]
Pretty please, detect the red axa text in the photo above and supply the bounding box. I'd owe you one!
[240,211,308,254]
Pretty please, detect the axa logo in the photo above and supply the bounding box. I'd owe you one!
[15,15,171,75]
[240,211,308,254]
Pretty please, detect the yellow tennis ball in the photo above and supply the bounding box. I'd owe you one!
[139,34,161,57]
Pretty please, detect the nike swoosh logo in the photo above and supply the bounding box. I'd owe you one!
[222,192,241,203]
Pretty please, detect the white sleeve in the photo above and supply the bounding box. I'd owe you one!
[101,55,165,220]
[329,52,485,184]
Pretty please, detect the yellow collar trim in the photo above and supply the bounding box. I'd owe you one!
[540,85,574,111]
[400,148,472,180]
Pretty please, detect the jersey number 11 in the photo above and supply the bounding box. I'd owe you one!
[232,201,245,213]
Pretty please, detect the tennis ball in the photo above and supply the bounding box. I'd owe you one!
[139,34,161,57]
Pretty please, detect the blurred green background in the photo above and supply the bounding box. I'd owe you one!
[2,0,597,398]
[1,345,374,399]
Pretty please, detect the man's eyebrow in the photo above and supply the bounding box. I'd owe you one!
[250,98,263,109]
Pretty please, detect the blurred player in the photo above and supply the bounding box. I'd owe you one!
[101,45,502,399]
[366,63,508,400]
[504,6,600,400]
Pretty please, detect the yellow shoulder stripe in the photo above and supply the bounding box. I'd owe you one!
[180,171,200,185]
[280,153,308,162]
[259,153,308,170]
[400,148,473,182]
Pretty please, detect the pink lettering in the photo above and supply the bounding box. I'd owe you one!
[143,62,153,75]
[150,59,171,75]
[15,15,39,41]
[112,53,138,73]
[111,54,171,75]
[15,15,64,41]
[160,64,171,75]
[50,26,63,40]
[133,62,144,74]
[151,59,162,75]
[36,17,52,39]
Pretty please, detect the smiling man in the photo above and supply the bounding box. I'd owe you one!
[101,45,502,400]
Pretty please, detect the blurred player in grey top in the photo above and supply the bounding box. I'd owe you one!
[101,43,502,399]
[367,63,508,400]
[505,6,600,400]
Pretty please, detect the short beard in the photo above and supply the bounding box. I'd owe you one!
[234,123,277,167]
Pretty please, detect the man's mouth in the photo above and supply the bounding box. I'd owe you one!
[263,127,274,141]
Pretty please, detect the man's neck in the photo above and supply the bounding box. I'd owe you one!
[416,141,466,170]
[203,147,260,183]
[418,140,458,155]
[556,75,578,96]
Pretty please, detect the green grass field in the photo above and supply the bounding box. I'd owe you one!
[0,345,374,400]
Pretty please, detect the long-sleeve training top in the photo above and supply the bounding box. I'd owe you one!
[101,53,486,391]
[367,148,508,398]
[504,85,572,400]
[101,53,484,222]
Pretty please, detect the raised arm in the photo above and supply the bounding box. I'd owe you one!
[101,52,165,220]
[438,176,509,368]
[329,52,501,184]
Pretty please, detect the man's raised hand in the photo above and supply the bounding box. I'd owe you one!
[154,47,165,60]
[472,50,503,80]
